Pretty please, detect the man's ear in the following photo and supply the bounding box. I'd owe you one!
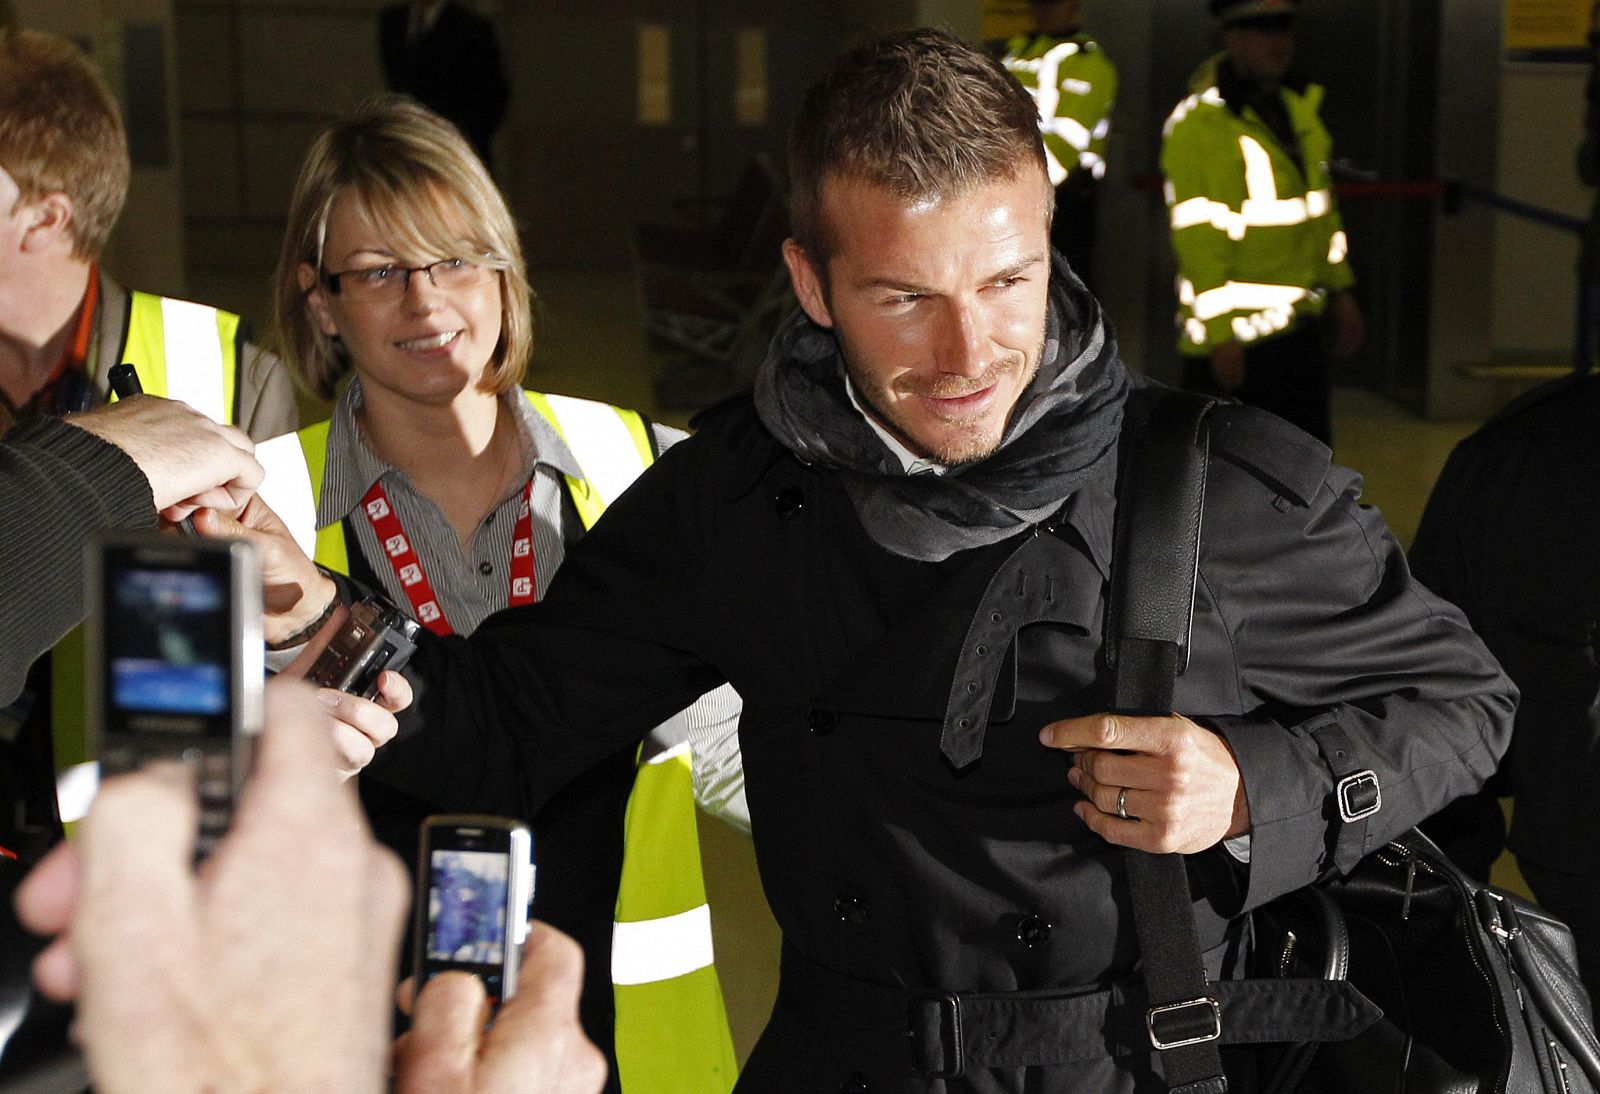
[782,238,834,329]
[298,263,340,338]
[17,192,75,255]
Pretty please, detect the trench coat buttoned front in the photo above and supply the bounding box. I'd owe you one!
[369,386,1514,1093]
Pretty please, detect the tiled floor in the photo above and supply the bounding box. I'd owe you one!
[198,266,1522,1064]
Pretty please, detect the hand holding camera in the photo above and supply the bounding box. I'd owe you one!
[18,681,411,1092]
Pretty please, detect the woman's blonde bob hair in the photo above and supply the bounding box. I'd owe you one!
[274,95,532,401]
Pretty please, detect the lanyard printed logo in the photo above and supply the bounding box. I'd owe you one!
[359,478,537,636]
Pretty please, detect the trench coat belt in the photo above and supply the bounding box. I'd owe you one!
[778,945,1381,1078]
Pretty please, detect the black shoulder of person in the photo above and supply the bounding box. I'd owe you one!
[687,390,756,434]
[1208,401,1330,508]
[1471,370,1597,439]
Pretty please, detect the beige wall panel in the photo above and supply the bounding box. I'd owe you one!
[182,119,241,218]
[10,0,98,35]
[237,11,382,114]
[174,5,233,112]
[185,218,286,276]
[241,119,325,219]
[1491,65,1586,356]
[234,0,383,9]
[916,0,979,37]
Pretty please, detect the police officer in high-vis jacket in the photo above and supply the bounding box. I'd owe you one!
[0,28,296,866]
[1161,0,1363,444]
[1002,0,1117,287]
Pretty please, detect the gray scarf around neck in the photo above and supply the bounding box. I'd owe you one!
[754,261,1129,561]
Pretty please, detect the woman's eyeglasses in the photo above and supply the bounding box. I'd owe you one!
[321,257,496,300]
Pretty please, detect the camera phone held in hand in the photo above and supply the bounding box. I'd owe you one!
[414,815,535,1008]
[87,531,264,857]
[302,594,421,699]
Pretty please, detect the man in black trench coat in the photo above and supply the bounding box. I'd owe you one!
[259,27,1514,1092]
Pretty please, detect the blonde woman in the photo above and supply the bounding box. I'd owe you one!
[235,97,741,1093]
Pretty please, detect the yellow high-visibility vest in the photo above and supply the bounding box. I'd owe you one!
[52,292,244,823]
[1160,61,1354,354]
[257,391,738,1093]
[1003,32,1118,187]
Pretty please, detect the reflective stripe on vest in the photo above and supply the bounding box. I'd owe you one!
[1030,41,1086,185]
[258,391,735,1093]
[1169,135,1334,240]
[523,391,656,525]
[117,292,241,424]
[1178,277,1321,346]
[53,293,245,824]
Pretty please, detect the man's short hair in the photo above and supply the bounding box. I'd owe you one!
[0,29,129,260]
[787,27,1048,262]
[275,95,533,401]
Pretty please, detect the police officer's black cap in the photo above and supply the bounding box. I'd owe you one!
[1209,0,1297,27]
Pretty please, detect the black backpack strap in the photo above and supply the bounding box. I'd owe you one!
[1107,391,1211,712]
[1110,389,1228,1093]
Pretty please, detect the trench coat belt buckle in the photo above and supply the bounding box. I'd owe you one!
[1147,996,1223,1050]
[901,978,1381,1077]
[907,992,964,1078]
[907,990,1224,1072]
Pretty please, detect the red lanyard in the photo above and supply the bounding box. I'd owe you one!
[359,478,537,637]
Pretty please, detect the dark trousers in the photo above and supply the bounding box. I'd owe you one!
[1182,320,1332,445]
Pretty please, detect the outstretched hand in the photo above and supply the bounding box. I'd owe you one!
[66,395,262,519]
[193,498,337,645]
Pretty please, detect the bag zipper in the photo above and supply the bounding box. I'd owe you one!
[1380,840,1517,1093]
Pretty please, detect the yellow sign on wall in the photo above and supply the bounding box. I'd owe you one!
[1505,0,1593,51]
[637,24,671,126]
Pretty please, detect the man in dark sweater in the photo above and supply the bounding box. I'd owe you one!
[0,396,262,704]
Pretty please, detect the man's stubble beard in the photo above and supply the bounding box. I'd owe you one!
[839,327,1046,466]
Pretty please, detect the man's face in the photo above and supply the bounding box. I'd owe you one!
[783,168,1052,465]
[1222,23,1296,85]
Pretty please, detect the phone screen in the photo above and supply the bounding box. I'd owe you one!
[88,533,263,858]
[99,543,241,742]
[109,567,230,720]
[427,848,511,965]
[417,819,533,1004]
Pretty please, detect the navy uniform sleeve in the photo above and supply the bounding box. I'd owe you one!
[1193,420,1515,913]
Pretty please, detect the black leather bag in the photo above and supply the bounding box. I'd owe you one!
[1113,390,1600,1093]
[1250,828,1600,1093]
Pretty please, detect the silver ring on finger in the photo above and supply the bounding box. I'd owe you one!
[1116,785,1131,821]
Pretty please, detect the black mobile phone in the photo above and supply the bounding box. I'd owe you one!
[107,363,199,537]
[86,531,264,856]
[301,594,422,699]
[414,815,535,1007]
